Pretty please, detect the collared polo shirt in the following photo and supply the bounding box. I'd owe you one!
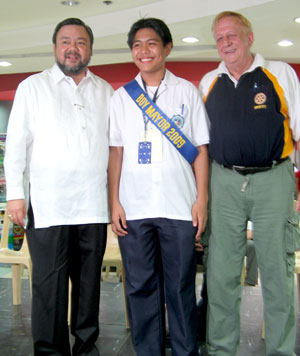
[200,53,300,167]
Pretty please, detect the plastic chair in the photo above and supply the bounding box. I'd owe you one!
[0,210,32,304]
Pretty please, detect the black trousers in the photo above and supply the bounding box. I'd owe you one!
[26,213,107,356]
[118,218,199,356]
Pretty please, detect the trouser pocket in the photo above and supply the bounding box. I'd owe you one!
[285,211,300,275]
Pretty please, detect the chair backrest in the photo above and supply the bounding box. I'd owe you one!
[20,232,30,254]
[107,224,119,245]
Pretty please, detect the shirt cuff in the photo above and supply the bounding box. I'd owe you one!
[6,187,25,201]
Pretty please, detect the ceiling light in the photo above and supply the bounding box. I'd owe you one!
[182,37,199,43]
[0,61,12,67]
[103,0,113,5]
[60,1,79,6]
[278,40,294,47]
[295,17,300,23]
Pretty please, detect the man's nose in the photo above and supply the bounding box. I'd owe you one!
[224,36,231,46]
[69,41,79,51]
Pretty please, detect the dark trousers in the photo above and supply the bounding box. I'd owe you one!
[26,215,107,356]
[118,218,199,356]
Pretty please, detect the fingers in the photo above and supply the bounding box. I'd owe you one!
[15,212,25,228]
[111,205,128,237]
[8,211,25,227]
[111,219,128,237]
[7,199,26,227]
[193,213,207,239]
[194,224,202,240]
[195,240,204,252]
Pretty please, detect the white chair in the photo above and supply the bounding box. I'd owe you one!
[0,210,32,304]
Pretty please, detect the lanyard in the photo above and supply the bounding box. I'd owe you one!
[142,79,161,140]
[124,79,199,164]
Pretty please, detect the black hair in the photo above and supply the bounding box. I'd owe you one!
[52,18,94,48]
[127,18,173,49]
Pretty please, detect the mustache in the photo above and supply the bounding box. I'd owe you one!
[64,52,81,59]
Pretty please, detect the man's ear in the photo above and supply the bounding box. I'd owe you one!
[165,42,173,57]
[248,31,254,47]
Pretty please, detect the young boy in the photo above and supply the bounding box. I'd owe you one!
[108,18,209,356]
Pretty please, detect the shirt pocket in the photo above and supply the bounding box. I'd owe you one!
[285,210,300,275]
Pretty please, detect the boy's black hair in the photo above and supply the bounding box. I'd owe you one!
[127,17,173,49]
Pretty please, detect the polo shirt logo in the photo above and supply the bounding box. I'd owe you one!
[254,92,267,109]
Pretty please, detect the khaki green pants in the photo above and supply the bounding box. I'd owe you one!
[207,159,297,356]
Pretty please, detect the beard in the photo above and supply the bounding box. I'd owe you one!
[56,52,91,76]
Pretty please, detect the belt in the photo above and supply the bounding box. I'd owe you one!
[223,157,289,175]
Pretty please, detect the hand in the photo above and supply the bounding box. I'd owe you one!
[110,202,128,237]
[192,200,207,240]
[195,240,204,252]
[7,199,27,227]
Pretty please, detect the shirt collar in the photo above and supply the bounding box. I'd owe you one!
[217,53,266,78]
[135,69,179,88]
[50,63,93,85]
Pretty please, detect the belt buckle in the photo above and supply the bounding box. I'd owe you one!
[232,165,246,174]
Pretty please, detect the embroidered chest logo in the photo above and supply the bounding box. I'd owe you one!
[171,104,185,128]
[171,114,184,128]
[253,92,267,109]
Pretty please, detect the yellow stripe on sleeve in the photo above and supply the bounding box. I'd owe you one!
[263,68,294,158]
[203,77,218,103]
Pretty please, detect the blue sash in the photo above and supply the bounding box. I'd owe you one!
[124,79,198,164]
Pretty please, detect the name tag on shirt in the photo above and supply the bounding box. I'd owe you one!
[138,141,151,164]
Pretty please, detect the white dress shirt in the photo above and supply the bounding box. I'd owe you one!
[110,70,210,221]
[4,64,113,228]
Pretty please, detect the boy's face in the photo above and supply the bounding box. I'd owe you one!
[131,27,172,77]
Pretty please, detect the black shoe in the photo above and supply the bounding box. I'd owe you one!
[74,345,100,356]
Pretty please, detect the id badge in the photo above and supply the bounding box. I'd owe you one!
[138,141,151,164]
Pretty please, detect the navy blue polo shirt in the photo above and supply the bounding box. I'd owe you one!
[204,67,292,167]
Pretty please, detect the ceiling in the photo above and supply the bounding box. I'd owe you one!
[1,0,300,75]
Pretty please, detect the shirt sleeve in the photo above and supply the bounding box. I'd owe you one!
[109,89,124,147]
[284,65,300,142]
[189,85,210,147]
[271,62,300,142]
[4,80,34,200]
